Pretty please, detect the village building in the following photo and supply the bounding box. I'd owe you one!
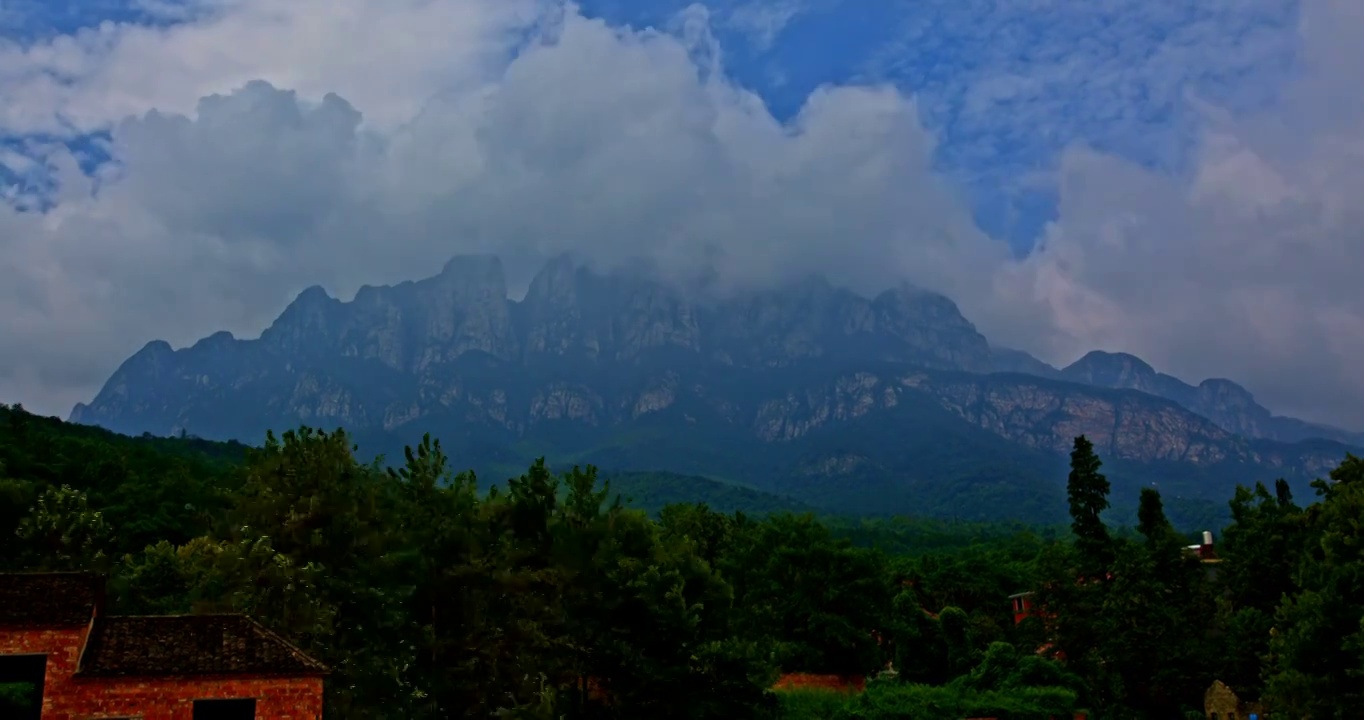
[0,572,326,720]
[1009,530,1223,629]
[1186,530,1224,582]
[1008,591,1037,626]
[1203,679,1266,720]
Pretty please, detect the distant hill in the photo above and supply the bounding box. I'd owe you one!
[601,471,813,516]
[0,403,807,519]
[67,255,1361,525]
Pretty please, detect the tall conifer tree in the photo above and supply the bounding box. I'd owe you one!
[1066,435,1113,576]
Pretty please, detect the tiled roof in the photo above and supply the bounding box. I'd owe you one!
[77,615,329,677]
[0,572,103,627]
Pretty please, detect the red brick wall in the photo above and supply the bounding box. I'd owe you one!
[1,625,90,719]
[54,674,323,720]
[772,673,866,693]
[2,627,323,720]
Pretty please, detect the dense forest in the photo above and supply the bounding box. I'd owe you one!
[2,403,1362,719]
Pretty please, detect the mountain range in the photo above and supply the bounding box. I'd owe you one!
[69,255,1362,525]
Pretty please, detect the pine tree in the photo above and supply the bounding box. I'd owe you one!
[1136,487,1175,549]
[1066,435,1113,576]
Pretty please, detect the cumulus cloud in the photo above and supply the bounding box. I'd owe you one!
[0,0,545,135]
[864,0,1300,243]
[989,0,1364,427]
[0,0,1004,419]
[0,0,1362,434]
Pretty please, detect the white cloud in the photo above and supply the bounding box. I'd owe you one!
[987,0,1364,427]
[1,0,1363,435]
[0,0,546,135]
[0,1,1005,419]
[723,0,803,50]
[864,0,1301,233]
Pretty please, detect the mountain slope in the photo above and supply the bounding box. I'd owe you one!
[69,255,1359,523]
[604,471,815,516]
[1057,350,1364,446]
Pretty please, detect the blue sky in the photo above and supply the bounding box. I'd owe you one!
[2,0,1302,252]
[3,0,1363,431]
[580,0,1303,248]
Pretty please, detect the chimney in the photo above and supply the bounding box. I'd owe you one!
[1202,530,1213,547]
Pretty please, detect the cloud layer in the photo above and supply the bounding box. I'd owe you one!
[991,0,1364,426]
[1,0,1362,432]
[863,0,1301,244]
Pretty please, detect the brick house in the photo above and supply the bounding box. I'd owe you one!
[1203,679,1267,719]
[1008,591,1038,626]
[0,572,327,720]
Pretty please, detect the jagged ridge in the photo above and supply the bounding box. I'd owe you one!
[68,255,1360,522]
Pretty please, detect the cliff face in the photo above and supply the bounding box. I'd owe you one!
[69,255,1358,519]
[72,255,1002,435]
[1055,351,1364,446]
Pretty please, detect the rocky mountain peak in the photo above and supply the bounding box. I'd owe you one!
[1062,351,1157,385]
[294,284,331,305]
[71,253,1364,457]
[870,283,991,371]
[1052,351,1363,445]
[68,339,178,426]
[1197,377,1258,408]
[134,339,175,360]
[523,255,585,306]
[190,330,236,351]
[397,254,518,367]
[988,346,1061,377]
[519,256,599,360]
[1058,351,1197,414]
[276,285,336,318]
[871,284,974,332]
[261,285,341,354]
[105,339,178,377]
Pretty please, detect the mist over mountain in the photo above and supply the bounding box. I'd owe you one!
[69,255,1360,524]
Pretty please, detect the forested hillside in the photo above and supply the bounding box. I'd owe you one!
[3,403,1361,719]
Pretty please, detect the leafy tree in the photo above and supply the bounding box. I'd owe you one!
[111,540,193,615]
[1094,531,1214,717]
[939,606,976,679]
[723,513,891,676]
[177,534,337,642]
[887,588,947,684]
[1264,455,1364,717]
[836,679,1078,720]
[1215,479,1307,699]
[14,484,113,570]
[0,477,36,570]
[901,538,1046,638]
[954,641,1080,696]
[11,403,1364,720]
[657,502,735,567]
[227,427,414,717]
[384,433,485,715]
